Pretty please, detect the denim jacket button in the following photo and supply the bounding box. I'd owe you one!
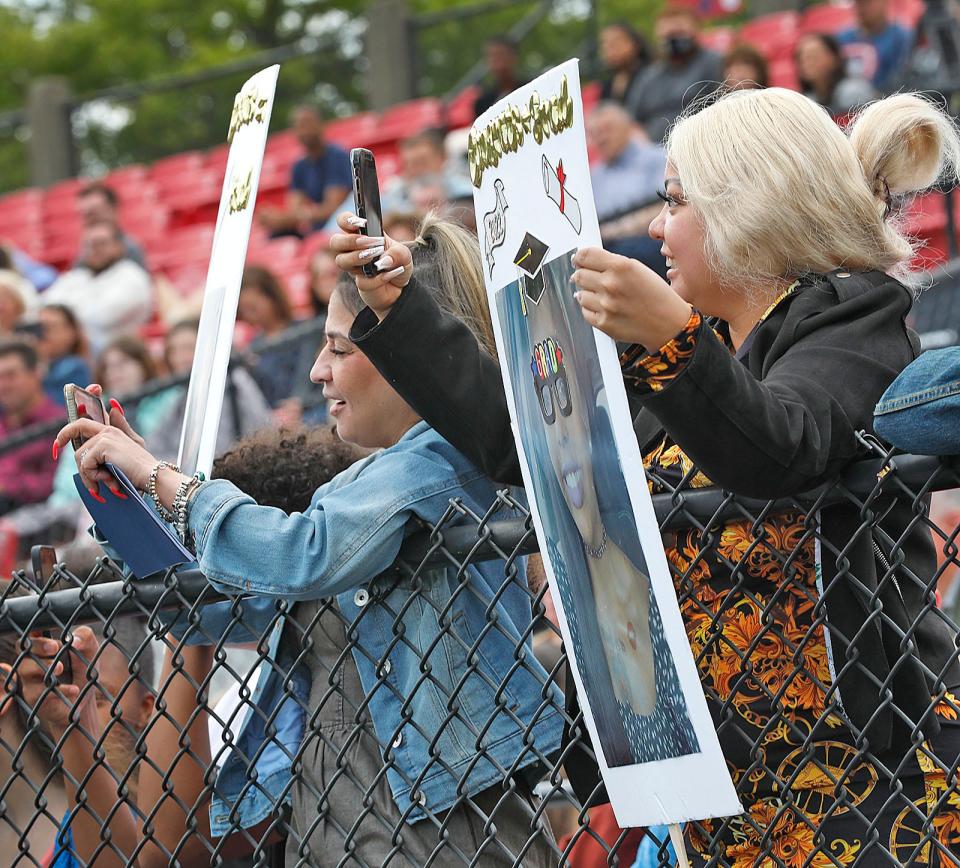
[380,659,392,675]
[392,731,403,748]
[353,588,370,607]
[836,271,851,278]
[413,789,426,806]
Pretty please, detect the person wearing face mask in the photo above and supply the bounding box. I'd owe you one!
[53,215,564,867]
[333,90,960,864]
[625,6,723,144]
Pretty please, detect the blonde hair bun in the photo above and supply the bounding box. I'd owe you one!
[848,93,960,196]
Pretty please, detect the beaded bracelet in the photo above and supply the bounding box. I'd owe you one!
[147,461,178,523]
[173,472,205,546]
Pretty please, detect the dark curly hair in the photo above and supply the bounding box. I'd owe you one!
[212,425,365,513]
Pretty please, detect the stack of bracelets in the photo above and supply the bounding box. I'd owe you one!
[146,460,205,548]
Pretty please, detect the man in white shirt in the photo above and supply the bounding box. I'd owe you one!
[45,221,153,354]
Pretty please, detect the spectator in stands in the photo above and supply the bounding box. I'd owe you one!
[39,304,92,407]
[44,221,153,355]
[626,6,723,143]
[75,182,146,270]
[146,319,272,460]
[599,22,651,105]
[723,44,769,89]
[57,216,564,867]
[796,32,877,117]
[1,243,57,292]
[308,248,339,316]
[0,340,63,514]
[0,249,38,316]
[0,272,26,336]
[589,103,668,277]
[257,104,352,238]
[380,129,473,217]
[383,212,421,243]
[237,265,313,415]
[838,0,913,90]
[474,36,526,116]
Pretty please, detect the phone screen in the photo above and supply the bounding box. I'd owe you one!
[73,387,107,426]
[351,148,384,242]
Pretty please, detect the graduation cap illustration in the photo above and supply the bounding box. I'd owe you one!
[514,232,549,305]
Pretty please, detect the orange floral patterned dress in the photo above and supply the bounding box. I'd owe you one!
[622,310,960,867]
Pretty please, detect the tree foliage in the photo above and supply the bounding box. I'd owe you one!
[0,0,661,192]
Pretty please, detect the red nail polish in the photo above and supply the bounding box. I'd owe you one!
[109,486,128,500]
[109,398,125,416]
[88,487,106,504]
[51,441,59,461]
[77,403,86,416]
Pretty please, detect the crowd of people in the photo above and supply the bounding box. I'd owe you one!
[0,2,958,866]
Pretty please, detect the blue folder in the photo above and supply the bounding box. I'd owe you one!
[75,463,194,579]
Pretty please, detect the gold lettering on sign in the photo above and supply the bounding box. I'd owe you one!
[227,87,269,142]
[466,75,575,188]
[228,167,253,214]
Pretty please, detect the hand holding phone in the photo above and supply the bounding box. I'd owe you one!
[63,384,109,451]
[351,148,384,277]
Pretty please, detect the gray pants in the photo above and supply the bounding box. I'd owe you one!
[284,599,557,868]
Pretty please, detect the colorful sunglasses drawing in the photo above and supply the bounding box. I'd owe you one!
[531,337,572,424]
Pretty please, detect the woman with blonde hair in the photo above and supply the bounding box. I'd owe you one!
[333,89,960,864]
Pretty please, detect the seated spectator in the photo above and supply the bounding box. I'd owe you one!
[74,182,147,270]
[588,103,668,277]
[44,221,153,355]
[723,43,769,89]
[308,248,339,316]
[237,266,317,419]
[257,104,352,238]
[0,272,26,335]
[473,36,526,117]
[599,22,651,105]
[380,129,473,216]
[382,212,421,243]
[0,248,39,315]
[796,32,877,117]
[39,304,92,407]
[96,336,177,440]
[146,319,272,460]
[1,243,57,292]
[626,6,723,143]
[838,0,913,90]
[0,340,63,514]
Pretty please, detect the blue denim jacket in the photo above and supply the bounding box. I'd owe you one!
[164,421,563,835]
[874,347,960,456]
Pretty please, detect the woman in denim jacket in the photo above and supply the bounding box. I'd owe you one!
[55,217,564,867]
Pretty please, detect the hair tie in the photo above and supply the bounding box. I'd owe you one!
[877,174,892,220]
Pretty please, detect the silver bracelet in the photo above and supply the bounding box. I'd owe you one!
[173,473,204,546]
[147,461,178,523]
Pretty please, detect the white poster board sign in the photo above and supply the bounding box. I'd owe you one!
[469,59,741,829]
[177,64,279,477]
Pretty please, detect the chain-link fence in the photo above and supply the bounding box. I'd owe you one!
[0,434,958,866]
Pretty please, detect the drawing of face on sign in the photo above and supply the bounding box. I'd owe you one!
[524,253,660,721]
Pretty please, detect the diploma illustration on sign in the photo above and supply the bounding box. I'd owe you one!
[470,59,741,833]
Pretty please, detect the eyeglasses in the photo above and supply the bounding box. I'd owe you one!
[531,337,572,425]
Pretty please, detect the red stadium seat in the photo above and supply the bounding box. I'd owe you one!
[905,192,948,266]
[105,164,149,191]
[740,11,800,59]
[366,99,445,148]
[890,0,925,27]
[149,151,205,181]
[700,26,737,55]
[325,113,379,149]
[446,86,481,129]
[581,81,602,118]
[800,3,856,34]
[769,57,801,89]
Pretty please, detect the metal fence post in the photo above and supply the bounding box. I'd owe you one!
[366,0,416,110]
[26,77,76,187]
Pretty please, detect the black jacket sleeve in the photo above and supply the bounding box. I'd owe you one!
[349,277,524,485]
[635,273,915,499]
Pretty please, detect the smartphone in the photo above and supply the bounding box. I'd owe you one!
[63,384,108,451]
[32,545,72,680]
[350,148,384,277]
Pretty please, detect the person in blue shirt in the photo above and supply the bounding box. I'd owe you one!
[258,104,353,238]
[38,304,92,406]
[837,0,913,90]
[55,216,564,866]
